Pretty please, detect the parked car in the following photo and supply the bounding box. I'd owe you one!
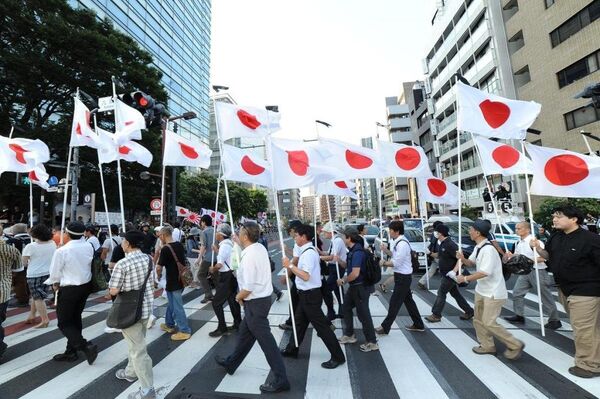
[424,221,476,257]
[401,218,424,230]
[374,227,427,269]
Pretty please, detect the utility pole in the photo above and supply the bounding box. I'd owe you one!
[70,147,80,222]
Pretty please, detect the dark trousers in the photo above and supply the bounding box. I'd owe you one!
[198,260,217,299]
[285,279,299,326]
[225,296,288,386]
[327,264,344,314]
[0,300,8,348]
[432,276,473,317]
[287,288,345,362]
[381,273,423,333]
[212,271,242,330]
[321,276,335,316]
[12,270,29,303]
[342,284,377,343]
[57,283,91,352]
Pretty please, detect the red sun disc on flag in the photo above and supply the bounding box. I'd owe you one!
[179,142,199,159]
[544,154,589,186]
[286,150,309,176]
[479,100,511,128]
[220,214,225,220]
[395,147,421,170]
[334,181,348,189]
[345,150,373,169]
[211,212,216,218]
[8,144,28,164]
[237,110,261,130]
[179,208,187,215]
[119,146,131,155]
[491,145,520,168]
[241,155,265,175]
[28,170,38,181]
[427,178,447,196]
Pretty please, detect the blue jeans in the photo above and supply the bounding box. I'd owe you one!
[165,289,191,334]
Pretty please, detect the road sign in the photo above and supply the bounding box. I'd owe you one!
[98,96,115,112]
[94,212,121,226]
[150,198,162,211]
[83,194,92,206]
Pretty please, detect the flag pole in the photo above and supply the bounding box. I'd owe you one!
[314,193,319,241]
[326,195,344,304]
[111,77,126,233]
[160,164,166,226]
[29,179,34,228]
[457,131,463,275]
[520,141,546,337]
[92,114,113,246]
[210,164,222,267]
[60,91,78,245]
[8,125,14,139]
[420,198,430,289]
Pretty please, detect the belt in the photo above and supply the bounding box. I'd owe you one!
[298,287,320,293]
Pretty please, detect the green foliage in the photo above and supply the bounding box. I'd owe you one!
[461,205,479,220]
[534,198,600,229]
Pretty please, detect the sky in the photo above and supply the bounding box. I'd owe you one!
[210,0,437,144]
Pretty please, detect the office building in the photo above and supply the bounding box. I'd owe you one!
[301,195,316,223]
[356,137,379,220]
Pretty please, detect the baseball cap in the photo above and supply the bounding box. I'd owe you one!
[472,219,491,236]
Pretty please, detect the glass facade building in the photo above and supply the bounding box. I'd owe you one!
[70,0,211,142]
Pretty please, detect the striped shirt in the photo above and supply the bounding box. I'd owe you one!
[0,240,22,303]
[109,250,154,320]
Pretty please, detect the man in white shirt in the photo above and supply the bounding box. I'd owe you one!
[457,219,524,360]
[319,222,347,319]
[215,222,290,393]
[503,222,561,330]
[101,224,122,267]
[281,224,345,368]
[46,222,98,365]
[208,223,242,337]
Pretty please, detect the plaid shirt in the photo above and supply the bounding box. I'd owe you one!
[0,240,22,303]
[109,250,153,320]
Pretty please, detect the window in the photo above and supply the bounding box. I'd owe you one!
[514,65,531,88]
[550,0,600,47]
[545,0,555,8]
[564,106,600,130]
[557,50,600,88]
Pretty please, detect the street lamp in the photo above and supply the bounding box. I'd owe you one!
[212,85,229,93]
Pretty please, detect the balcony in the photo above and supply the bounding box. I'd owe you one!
[436,113,457,139]
[439,135,474,163]
[390,131,413,144]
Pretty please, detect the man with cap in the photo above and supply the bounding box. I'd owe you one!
[109,230,156,399]
[456,219,525,360]
[209,223,242,337]
[46,221,98,364]
[281,224,345,367]
[425,224,473,323]
[319,221,347,320]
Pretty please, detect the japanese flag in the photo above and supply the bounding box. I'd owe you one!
[316,180,358,199]
[70,98,98,148]
[117,140,153,168]
[525,143,600,199]
[456,81,541,140]
[270,138,341,190]
[221,144,271,187]
[320,138,388,179]
[416,177,462,205]
[175,206,191,218]
[201,208,227,224]
[0,136,50,173]
[377,140,432,177]
[473,136,532,176]
[215,102,281,141]
[163,130,211,168]
[28,165,50,190]
[114,99,145,144]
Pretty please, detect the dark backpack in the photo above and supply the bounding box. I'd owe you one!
[362,248,381,286]
[89,242,107,292]
[394,239,420,274]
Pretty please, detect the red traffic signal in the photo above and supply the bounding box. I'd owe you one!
[132,91,155,109]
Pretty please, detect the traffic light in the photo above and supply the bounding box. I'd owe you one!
[120,91,167,128]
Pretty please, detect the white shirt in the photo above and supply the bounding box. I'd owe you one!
[172,228,182,242]
[292,243,301,258]
[217,239,233,273]
[237,242,273,300]
[329,235,348,263]
[87,235,100,252]
[23,241,56,278]
[514,234,546,269]
[295,242,322,291]
[469,239,507,299]
[45,237,93,286]
[362,236,369,249]
[390,235,412,275]
[102,236,122,265]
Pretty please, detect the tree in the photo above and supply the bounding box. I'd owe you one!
[461,205,479,220]
[0,0,167,215]
[534,198,600,229]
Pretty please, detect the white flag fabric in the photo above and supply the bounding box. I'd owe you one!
[28,165,49,190]
[70,98,99,148]
[117,140,153,168]
[417,177,462,205]
[456,81,541,140]
[94,128,151,167]
[200,208,227,224]
[319,138,388,179]
[0,136,50,173]
[221,144,271,187]
[316,180,358,199]
[525,143,600,199]
[473,136,532,176]
[114,99,145,144]
[163,130,211,168]
[215,102,281,141]
[175,206,191,218]
[96,128,119,164]
[377,140,432,177]
[270,138,340,190]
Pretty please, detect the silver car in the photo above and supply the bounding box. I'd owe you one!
[374,227,428,269]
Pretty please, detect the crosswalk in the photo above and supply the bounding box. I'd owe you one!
[0,278,599,399]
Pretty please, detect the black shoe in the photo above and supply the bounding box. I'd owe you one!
[209,328,229,338]
[215,356,234,375]
[259,382,291,393]
[53,351,79,362]
[83,343,98,365]
[545,320,562,330]
[321,358,345,369]
[460,312,474,320]
[201,298,213,304]
[503,315,525,324]
[335,313,343,319]
[568,366,600,378]
[0,342,8,358]
[327,312,336,321]
[275,291,283,301]
[281,348,299,358]
[227,324,240,331]
[278,323,292,331]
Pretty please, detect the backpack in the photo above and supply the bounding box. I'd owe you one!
[165,243,193,287]
[394,239,420,274]
[89,242,107,292]
[362,248,381,286]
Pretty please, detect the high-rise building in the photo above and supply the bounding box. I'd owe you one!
[279,189,301,221]
[319,195,336,223]
[424,0,527,212]
[301,195,316,223]
[71,0,212,142]
[356,137,379,220]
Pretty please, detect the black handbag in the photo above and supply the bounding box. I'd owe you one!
[106,256,153,329]
[504,254,534,275]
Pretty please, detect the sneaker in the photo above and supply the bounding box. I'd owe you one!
[115,369,138,383]
[171,332,191,341]
[504,341,525,360]
[209,328,229,338]
[338,335,357,344]
[104,327,122,334]
[417,282,426,290]
[160,323,176,333]
[472,345,497,355]
[127,387,156,399]
[425,314,442,323]
[359,342,379,352]
[545,320,562,330]
[146,315,157,329]
[405,324,425,332]
[375,326,388,335]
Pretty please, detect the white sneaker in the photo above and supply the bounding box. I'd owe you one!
[147,315,157,329]
[104,327,122,334]
[338,335,357,344]
[359,342,379,352]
